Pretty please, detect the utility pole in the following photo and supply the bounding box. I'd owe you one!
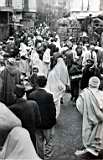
[87,0,89,11]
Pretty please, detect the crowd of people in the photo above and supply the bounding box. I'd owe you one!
[0,21,103,159]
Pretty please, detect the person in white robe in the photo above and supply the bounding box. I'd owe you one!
[46,54,70,118]
[0,75,42,159]
[1,127,42,160]
[19,42,28,57]
[75,76,103,157]
[30,49,44,75]
[0,101,42,159]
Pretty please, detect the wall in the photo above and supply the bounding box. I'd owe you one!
[0,0,6,7]
[28,0,36,12]
[0,24,9,40]
[0,0,12,7]
[12,0,23,10]
[0,0,13,41]
[24,0,36,12]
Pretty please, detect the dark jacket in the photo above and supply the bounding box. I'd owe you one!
[28,88,56,129]
[0,65,21,106]
[69,63,82,77]
[80,66,101,90]
[9,98,41,147]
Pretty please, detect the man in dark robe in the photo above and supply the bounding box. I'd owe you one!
[0,58,21,106]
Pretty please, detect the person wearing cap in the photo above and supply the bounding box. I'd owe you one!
[0,58,21,106]
[75,76,103,157]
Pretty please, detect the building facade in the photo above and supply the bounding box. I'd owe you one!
[0,0,13,40]
[12,0,24,30]
[22,0,36,29]
[0,0,37,40]
[37,0,103,17]
[12,0,37,29]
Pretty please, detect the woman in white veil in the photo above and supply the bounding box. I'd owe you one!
[46,52,70,118]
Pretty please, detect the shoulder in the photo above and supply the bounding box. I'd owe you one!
[79,88,88,96]
[96,67,100,72]
[0,102,7,108]
[29,90,37,97]
[98,90,103,96]
[26,100,38,107]
[44,89,53,96]
[46,91,54,102]
[47,92,53,98]
[83,67,88,73]
[0,102,17,116]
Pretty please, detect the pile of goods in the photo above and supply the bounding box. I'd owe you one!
[56,17,81,41]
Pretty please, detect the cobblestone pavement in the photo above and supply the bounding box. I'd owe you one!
[51,93,103,160]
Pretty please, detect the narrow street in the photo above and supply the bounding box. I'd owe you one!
[0,1,103,159]
[51,93,103,160]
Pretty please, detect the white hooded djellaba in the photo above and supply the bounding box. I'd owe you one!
[46,57,70,118]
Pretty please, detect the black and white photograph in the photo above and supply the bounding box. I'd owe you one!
[0,0,103,159]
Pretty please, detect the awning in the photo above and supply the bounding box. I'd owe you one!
[70,11,103,20]
[0,7,13,12]
[9,23,24,27]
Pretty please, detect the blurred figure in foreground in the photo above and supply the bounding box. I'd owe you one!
[10,84,41,148]
[0,78,41,160]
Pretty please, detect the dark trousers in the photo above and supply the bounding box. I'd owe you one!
[71,78,80,101]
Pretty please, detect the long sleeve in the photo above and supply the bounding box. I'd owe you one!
[76,95,84,115]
